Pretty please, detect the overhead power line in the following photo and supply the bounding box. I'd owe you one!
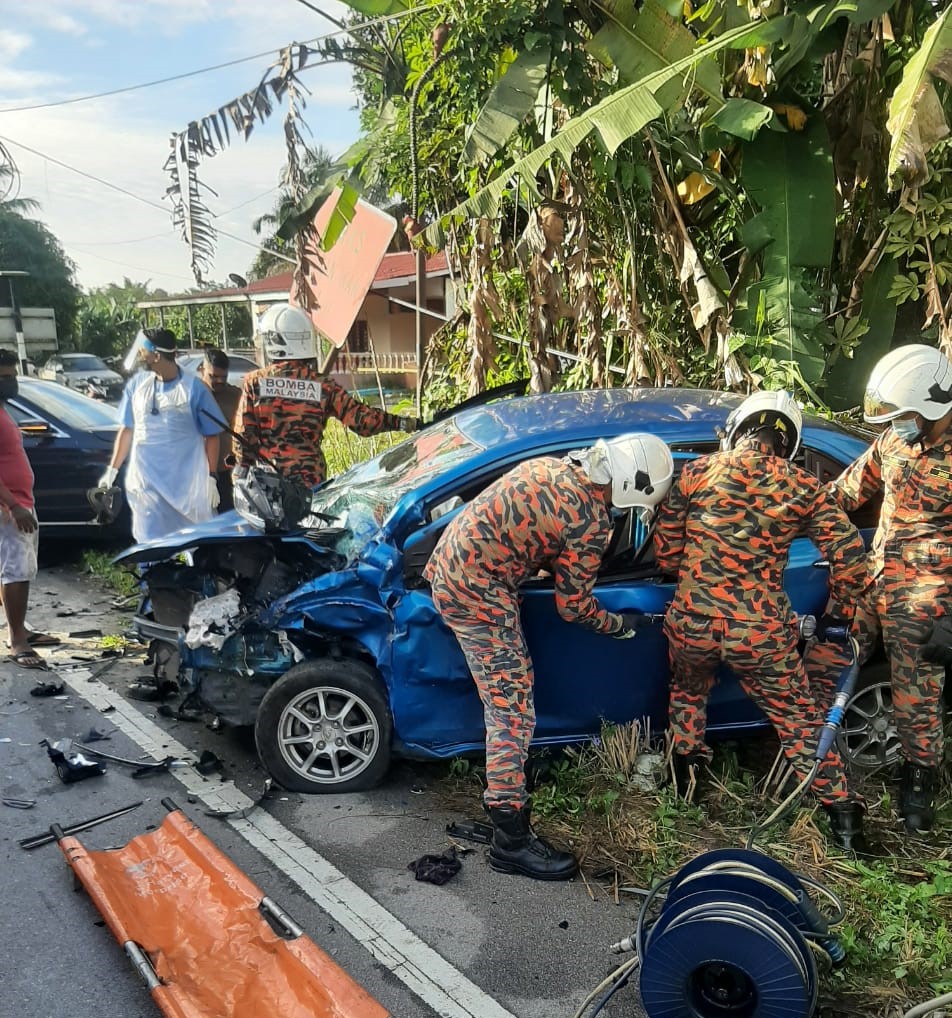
[0,4,438,115]
[0,133,296,267]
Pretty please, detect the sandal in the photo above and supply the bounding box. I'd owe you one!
[27,632,61,648]
[9,649,47,670]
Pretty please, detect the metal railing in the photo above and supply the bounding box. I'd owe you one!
[337,350,417,373]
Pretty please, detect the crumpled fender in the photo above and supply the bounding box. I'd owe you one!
[262,568,395,674]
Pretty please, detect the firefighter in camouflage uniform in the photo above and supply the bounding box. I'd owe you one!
[426,434,674,881]
[823,344,952,834]
[654,391,870,851]
[235,304,419,489]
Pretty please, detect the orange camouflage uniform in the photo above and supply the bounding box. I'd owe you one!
[236,360,411,488]
[425,457,626,808]
[812,426,952,768]
[654,436,868,804]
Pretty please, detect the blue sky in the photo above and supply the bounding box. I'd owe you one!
[0,1,362,292]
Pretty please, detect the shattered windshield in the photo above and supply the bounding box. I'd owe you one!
[309,419,484,559]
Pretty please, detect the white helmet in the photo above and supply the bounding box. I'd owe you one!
[724,390,802,459]
[256,303,316,362]
[863,344,952,424]
[583,433,674,510]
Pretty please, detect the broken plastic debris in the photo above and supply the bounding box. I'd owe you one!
[195,750,224,776]
[30,682,66,698]
[41,738,106,784]
[3,797,36,809]
[184,589,242,652]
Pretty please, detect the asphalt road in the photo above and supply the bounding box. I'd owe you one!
[1,558,648,1018]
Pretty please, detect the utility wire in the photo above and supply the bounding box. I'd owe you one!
[0,49,288,115]
[0,133,296,266]
[0,4,438,115]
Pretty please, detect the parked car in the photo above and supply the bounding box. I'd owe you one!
[176,351,258,388]
[7,379,130,539]
[119,387,897,794]
[38,353,125,403]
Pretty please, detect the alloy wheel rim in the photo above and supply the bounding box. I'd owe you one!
[277,684,380,784]
[837,681,901,771]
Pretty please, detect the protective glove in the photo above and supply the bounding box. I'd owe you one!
[400,417,423,433]
[815,613,851,642]
[613,611,655,639]
[920,616,952,667]
[208,474,221,511]
[98,465,119,489]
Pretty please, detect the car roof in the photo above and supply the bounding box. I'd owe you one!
[400,386,868,508]
[454,387,740,448]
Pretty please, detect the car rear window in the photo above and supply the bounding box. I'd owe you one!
[16,381,120,430]
[63,356,109,372]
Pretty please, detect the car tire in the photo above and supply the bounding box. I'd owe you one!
[255,658,392,793]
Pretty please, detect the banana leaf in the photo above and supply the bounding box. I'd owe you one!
[740,118,835,386]
[588,0,722,109]
[701,98,780,148]
[337,0,408,14]
[773,0,895,78]
[320,182,361,250]
[886,5,952,187]
[463,50,551,164]
[424,17,788,246]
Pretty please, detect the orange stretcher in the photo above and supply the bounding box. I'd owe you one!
[53,798,391,1018]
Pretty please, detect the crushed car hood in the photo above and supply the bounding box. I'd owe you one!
[113,511,346,565]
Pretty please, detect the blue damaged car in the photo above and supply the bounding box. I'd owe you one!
[119,387,887,793]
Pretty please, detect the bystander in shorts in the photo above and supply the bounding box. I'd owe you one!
[0,513,38,584]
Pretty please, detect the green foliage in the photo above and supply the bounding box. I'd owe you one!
[740,120,836,388]
[886,4,952,188]
[884,139,952,303]
[81,550,139,598]
[836,860,952,991]
[0,210,81,344]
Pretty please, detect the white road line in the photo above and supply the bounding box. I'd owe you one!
[58,667,518,1018]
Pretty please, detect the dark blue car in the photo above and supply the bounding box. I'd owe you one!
[120,388,883,793]
[7,378,129,539]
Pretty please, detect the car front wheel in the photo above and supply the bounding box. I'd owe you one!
[255,658,392,793]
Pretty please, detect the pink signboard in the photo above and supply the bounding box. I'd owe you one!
[289,190,397,349]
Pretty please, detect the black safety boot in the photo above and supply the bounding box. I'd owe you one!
[823,800,870,853]
[487,805,579,881]
[899,761,937,833]
[670,752,707,802]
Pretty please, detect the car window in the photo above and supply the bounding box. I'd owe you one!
[14,381,119,430]
[64,355,109,372]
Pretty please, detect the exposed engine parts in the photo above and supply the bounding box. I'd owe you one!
[140,538,336,726]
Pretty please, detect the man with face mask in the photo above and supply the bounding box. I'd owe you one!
[197,348,241,512]
[100,328,223,544]
[0,349,46,668]
[821,344,952,834]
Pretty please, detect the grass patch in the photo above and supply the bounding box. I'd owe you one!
[80,550,139,599]
[437,722,952,1014]
[322,400,416,479]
